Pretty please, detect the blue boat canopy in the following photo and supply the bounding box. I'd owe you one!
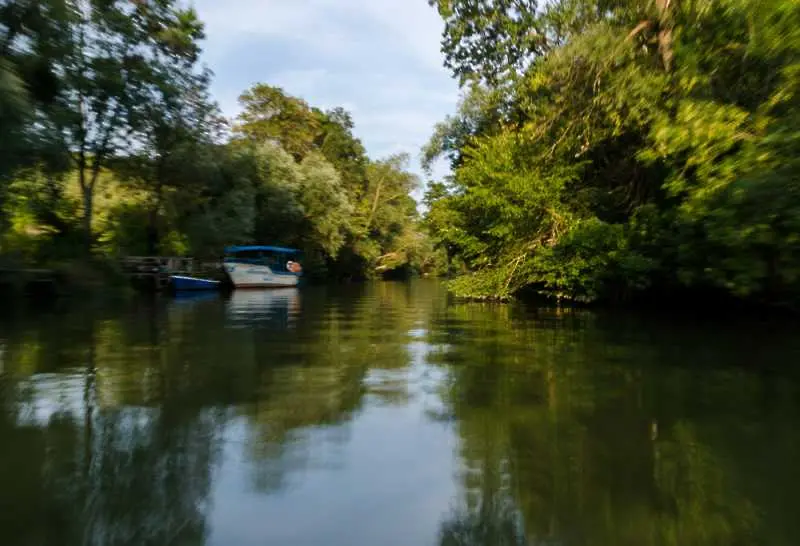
[224,245,301,254]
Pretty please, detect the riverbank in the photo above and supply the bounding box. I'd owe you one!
[0,258,134,307]
[5,252,796,319]
[448,276,800,317]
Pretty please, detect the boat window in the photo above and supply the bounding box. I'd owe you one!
[225,249,301,271]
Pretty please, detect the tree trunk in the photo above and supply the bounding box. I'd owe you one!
[78,153,93,254]
[655,0,674,71]
[146,186,162,256]
[366,174,384,230]
[82,189,93,253]
[146,210,159,256]
[147,159,167,255]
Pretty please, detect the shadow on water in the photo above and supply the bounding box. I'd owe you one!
[0,280,798,546]
[430,300,800,546]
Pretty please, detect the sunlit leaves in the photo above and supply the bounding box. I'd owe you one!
[0,4,433,279]
[231,85,432,276]
[426,0,800,305]
[234,84,322,162]
[428,0,546,86]
[297,152,354,258]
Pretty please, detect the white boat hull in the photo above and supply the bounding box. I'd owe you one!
[224,262,300,288]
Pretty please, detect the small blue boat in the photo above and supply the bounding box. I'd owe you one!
[170,275,221,291]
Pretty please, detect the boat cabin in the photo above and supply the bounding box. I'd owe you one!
[223,245,303,274]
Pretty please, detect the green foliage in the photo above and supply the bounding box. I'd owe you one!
[425,0,800,307]
[525,219,657,303]
[234,84,322,161]
[314,106,369,194]
[422,84,508,173]
[232,84,436,280]
[296,152,354,257]
[0,60,29,184]
[0,0,71,223]
[427,0,547,86]
[0,3,435,282]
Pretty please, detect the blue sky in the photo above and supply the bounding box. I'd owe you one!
[192,0,459,181]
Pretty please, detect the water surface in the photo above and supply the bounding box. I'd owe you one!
[1,281,798,545]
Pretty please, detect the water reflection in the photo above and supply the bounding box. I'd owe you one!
[171,291,222,305]
[432,304,800,546]
[0,282,798,546]
[224,288,301,329]
[1,374,223,546]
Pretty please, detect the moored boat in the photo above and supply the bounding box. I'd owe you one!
[223,245,303,288]
[170,275,221,291]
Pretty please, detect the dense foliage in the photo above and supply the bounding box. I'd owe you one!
[424,0,800,307]
[0,0,434,281]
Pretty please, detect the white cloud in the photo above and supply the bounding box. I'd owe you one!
[193,0,458,181]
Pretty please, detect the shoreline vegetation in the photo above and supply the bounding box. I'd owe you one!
[0,1,441,301]
[3,1,800,313]
[422,0,800,311]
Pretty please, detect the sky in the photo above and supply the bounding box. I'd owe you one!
[192,0,459,182]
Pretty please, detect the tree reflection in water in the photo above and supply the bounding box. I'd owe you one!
[433,304,798,546]
[0,305,226,546]
[0,284,798,546]
[0,282,446,544]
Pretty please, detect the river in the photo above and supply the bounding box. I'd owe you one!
[0,280,798,546]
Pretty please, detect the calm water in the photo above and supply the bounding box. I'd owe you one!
[1,280,799,546]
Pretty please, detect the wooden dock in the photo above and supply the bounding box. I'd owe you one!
[1,257,224,295]
[120,256,224,291]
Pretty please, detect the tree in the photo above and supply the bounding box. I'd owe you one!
[296,152,354,258]
[231,84,432,279]
[114,66,222,255]
[424,0,800,305]
[234,84,322,161]
[49,0,206,251]
[248,142,305,248]
[0,62,28,180]
[0,0,70,228]
[427,0,546,86]
[362,154,418,237]
[422,84,508,174]
[0,60,29,230]
[314,106,369,199]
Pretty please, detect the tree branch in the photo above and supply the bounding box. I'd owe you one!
[626,20,652,42]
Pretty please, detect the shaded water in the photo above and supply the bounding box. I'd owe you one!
[1,280,799,546]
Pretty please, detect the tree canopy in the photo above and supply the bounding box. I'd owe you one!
[0,1,436,280]
[424,0,800,308]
